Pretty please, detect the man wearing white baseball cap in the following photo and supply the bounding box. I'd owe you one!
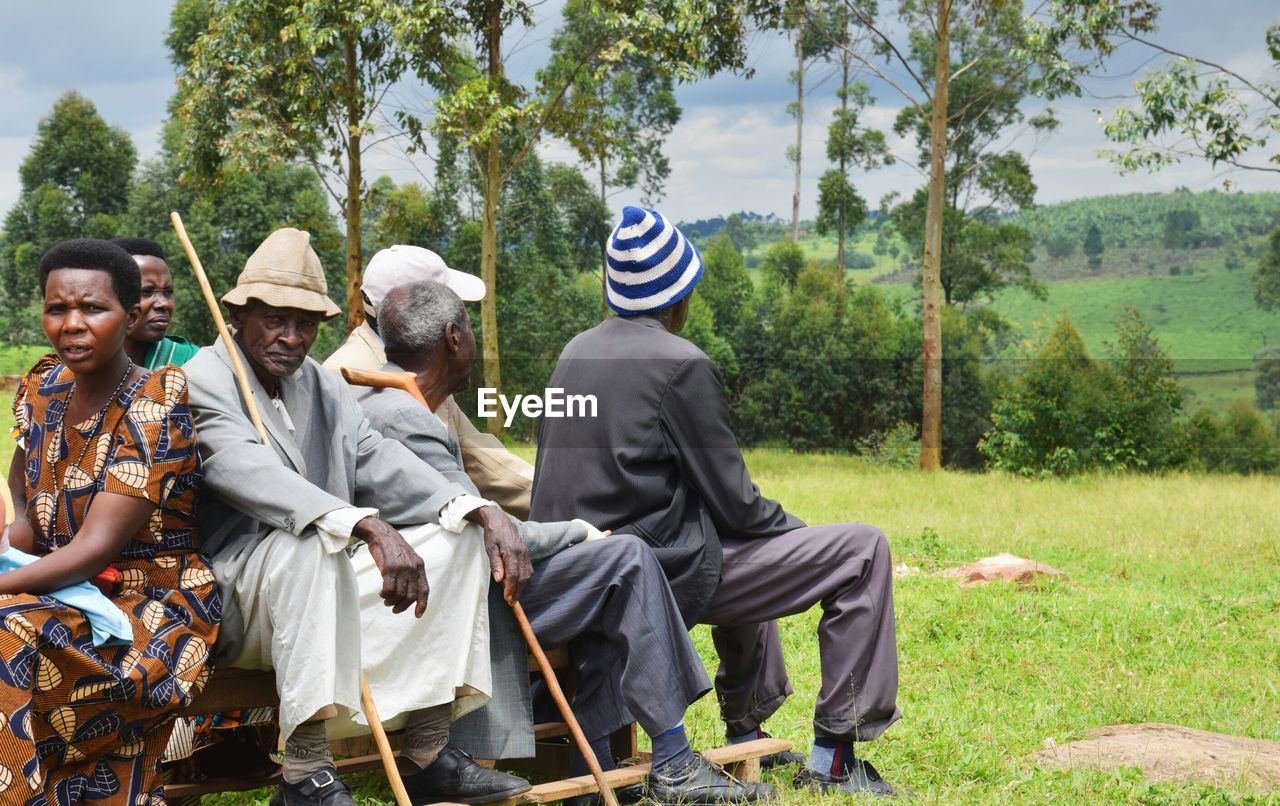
[323,245,535,517]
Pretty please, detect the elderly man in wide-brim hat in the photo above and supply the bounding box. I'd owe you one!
[184,228,535,806]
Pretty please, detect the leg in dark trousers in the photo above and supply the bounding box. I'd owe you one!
[701,523,901,742]
[519,535,712,740]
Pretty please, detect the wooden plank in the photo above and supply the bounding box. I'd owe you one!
[167,727,788,801]
[433,738,793,806]
[533,722,569,740]
[177,668,279,716]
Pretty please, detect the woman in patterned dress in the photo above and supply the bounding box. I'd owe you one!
[1,239,220,804]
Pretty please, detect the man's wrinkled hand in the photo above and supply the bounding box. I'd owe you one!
[354,516,428,617]
[469,506,531,604]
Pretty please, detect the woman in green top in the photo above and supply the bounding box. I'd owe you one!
[113,237,202,369]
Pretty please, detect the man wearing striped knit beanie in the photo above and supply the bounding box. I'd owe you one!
[532,206,902,798]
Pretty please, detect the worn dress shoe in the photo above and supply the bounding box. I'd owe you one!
[404,745,533,804]
[794,759,896,798]
[270,767,357,805]
[645,756,776,804]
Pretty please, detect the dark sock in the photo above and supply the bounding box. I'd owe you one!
[727,728,764,744]
[651,723,697,777]
[570,734,618,776]
[807,737,855,777]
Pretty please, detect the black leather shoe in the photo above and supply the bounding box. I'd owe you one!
[404,745,533,804]
[560,781,646,806]
[794,759,896,797]
[645,756,776,804]
[269,767,357,805]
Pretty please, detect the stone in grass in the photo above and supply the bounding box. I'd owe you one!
[1035,723,1280,793]
[942,553,1066,587]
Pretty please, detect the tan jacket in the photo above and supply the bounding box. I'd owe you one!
[323,322,534,518]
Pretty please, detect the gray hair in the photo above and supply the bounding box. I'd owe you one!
[378,280,467,355]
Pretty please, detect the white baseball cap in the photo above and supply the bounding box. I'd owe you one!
[361,245,487,315]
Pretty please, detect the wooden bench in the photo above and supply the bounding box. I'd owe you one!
[165,654,790,802]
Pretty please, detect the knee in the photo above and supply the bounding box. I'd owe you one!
[595,534,654,576]
[837,523,892,565]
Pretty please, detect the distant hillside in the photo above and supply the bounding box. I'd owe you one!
[679,211,786,240]
[730,189,1280,411]
[1012,189,1280,281]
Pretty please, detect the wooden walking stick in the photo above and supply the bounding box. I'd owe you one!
[170,213,413,806]
[341,367,621,806]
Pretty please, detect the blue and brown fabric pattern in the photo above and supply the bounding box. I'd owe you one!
[1,356,220,804]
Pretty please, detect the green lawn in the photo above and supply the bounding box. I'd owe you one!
[196,450,1279,803]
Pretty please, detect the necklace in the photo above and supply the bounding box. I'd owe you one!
[44,359,135,540]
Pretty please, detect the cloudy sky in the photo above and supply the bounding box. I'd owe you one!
[1,1,1277,226]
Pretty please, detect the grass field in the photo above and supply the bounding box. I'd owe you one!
[991,267,1280,365]
[191,448,1280,804]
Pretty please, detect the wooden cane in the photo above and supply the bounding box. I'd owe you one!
[341,367,621,806]
[170,213,413,806]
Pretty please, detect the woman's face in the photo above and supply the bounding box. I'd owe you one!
[42,268,139,376]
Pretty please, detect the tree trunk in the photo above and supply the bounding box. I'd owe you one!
[836,50,849,272]
[600,155,609,318]
[791,40,804,241]
[920,0,951,472]
[343,32,363,332]
[480,1,504,436]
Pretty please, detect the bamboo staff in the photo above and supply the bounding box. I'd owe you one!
[170,213,412,806]
[341,367,620,806]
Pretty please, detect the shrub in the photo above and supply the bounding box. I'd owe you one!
[844,251,876,269]
[980,309,1186,475]
[1185,402,1280,474]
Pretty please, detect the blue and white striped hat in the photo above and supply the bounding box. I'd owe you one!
[605,205,703,314]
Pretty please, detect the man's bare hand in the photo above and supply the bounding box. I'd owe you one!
[467,506,531,604]
[354,516,428,617]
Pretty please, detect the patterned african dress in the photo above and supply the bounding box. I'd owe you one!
[2,355,220,805]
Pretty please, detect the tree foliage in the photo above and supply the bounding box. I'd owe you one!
[1254,225,1280,311]
[126,130,345,351]
[981,308,1186,475]
[1,92,137,339]
[549,0,682,206]
[760,239,807,290]
[176,0,451,330]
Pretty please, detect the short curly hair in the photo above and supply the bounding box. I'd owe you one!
[39,239,142,310]
[110,236,167,262]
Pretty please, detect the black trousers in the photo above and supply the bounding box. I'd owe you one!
[520,536,711,740]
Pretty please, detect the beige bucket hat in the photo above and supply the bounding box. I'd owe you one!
[222,228,342,319]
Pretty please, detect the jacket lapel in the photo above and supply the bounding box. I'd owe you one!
[210,338,307,472]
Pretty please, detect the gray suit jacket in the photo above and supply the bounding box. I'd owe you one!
[357,375,589,759]
[185,339,468,662]
[530,315,804,625]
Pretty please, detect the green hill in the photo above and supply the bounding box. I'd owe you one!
[745,190,1280,410]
